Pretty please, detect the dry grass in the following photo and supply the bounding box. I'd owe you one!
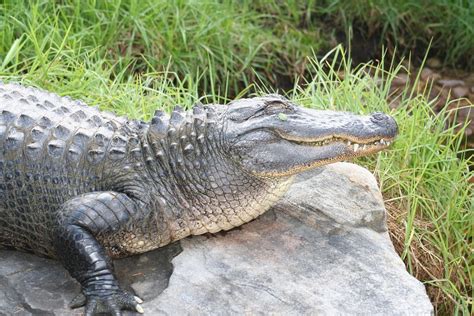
[385,200,468,314]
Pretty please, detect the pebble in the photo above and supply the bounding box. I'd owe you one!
[420,68,441,82]
[392,73,409,86]
[438,79,465,88]
[427,57,442,69]
[452,86,469,98]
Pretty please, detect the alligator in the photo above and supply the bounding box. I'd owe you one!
[0,82,398,315]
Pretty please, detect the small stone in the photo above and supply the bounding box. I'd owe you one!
[452,86,469,99]
[438,79,465,88]
[427,57,442,69]
[420,68,441,82]
[391,73,409,86]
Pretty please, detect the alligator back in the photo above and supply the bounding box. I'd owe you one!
[0,83,132,257]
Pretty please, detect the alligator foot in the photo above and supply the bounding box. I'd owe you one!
[70,289,144,315]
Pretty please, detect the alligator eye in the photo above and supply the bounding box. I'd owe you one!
[264,101,292,114]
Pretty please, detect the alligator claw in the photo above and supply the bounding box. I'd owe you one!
[72,289,144,316]
[69,292,86,308]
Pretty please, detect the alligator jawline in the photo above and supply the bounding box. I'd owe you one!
[283,135,394,154]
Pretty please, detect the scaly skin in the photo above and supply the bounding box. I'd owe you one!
[0,83,397,315]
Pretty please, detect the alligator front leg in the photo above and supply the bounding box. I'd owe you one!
[53,191,144,315]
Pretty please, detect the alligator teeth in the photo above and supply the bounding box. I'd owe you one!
[310,138,392,149]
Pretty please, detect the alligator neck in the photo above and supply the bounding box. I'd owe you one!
[142,109,293,244]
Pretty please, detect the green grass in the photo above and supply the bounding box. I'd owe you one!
[0,0,323,94]
[3,0,471,93]
[0,1,472,314]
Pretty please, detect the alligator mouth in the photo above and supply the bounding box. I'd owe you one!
[281,134,395,156]
[242,130,396,178]
[306,136,393,152]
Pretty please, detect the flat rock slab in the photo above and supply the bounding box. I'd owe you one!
[0,162,433,315]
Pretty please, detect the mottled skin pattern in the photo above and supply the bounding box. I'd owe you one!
[0,83,397,315]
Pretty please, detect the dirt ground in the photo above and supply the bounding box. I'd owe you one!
[388,58,473,149]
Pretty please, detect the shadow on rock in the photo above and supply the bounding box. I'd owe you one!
[115,242,182,301]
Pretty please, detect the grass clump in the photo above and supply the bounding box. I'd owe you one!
[0,0,323,93]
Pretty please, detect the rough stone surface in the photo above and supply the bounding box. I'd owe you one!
[0,162,433,315]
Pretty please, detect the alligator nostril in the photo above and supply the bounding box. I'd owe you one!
[370,112,398,136]
[371,112,388,122]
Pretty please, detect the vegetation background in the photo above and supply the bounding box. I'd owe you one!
[0,0,472,314]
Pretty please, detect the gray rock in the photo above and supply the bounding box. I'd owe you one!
[0,162,433,315]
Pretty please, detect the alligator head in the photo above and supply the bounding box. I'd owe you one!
[223,94,398,177]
